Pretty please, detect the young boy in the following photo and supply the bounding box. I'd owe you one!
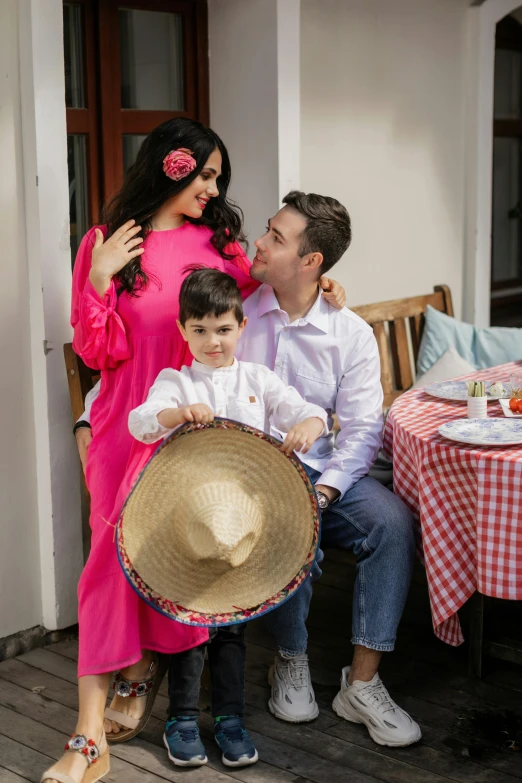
[128,268,328,768]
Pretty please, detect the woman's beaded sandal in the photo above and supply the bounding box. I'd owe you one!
[41,733,110,783]
[104,653,168,744]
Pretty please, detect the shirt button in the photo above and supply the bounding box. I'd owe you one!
[276,360,282,367]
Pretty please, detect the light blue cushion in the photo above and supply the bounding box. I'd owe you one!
[417,306,475,374]
[475,326,522,368]
[417,305,522,373]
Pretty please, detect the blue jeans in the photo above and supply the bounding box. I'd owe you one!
[266,470,416,654]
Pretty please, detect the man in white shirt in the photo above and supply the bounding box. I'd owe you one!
[236,191,419,747]
[77,191,419,748]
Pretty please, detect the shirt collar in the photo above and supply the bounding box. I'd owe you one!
[257,284,330,334]
[191,357,238,375]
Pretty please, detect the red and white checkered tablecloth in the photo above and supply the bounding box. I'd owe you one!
[383,361,522,646]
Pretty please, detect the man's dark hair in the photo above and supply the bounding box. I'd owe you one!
[282,190,352,275]
[179,267,244,325]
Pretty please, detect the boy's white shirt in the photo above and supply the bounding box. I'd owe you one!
[128,358,328,445]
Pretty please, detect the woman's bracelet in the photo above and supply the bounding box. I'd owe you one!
[73,420,92,436]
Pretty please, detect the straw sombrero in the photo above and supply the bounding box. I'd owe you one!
[116,419,320,626]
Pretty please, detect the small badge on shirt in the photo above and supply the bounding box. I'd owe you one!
[249,396,257,403]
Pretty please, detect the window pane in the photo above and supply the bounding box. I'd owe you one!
[492,137,522,283]
[123,134,148,172]
[63,3,85,108]
[68,135,89,264]
[119,9,184,110]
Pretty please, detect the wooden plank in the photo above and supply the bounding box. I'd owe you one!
[238,640,522,781]
[325,722,522,783]
[0,704,233,783]
[372,322,394,399]
[0,765,32,783]
[0,676,313,783]
[63,343,97,422]
[242,706,450,783]
[0,734,52,783]
[6,642,522,782]
[434,285,454,317]
[16,648,78,684]
[351,290,448,325]
[389,318,413,391]
[0,661,311,783]
[0,658,79,708]
[409,313,424,362]
[484,639,522,667]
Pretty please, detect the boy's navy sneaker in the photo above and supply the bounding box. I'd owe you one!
[214,716,259,767]
[163,716,208,766]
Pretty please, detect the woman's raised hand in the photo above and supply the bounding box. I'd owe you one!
[89,220,145,297]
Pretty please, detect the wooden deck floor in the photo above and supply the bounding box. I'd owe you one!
[1,553,521,783]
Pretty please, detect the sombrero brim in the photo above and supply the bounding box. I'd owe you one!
[116,418,320,626]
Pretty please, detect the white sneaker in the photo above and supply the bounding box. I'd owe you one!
[332,666,421,747]
[268,653,319,723]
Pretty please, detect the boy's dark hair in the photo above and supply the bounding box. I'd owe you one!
[282,190,352,275]
[179,268,244,325]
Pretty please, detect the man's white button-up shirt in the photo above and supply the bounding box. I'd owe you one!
[236,285,383,497]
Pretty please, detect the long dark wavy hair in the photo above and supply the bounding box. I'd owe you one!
[102,118,246,295]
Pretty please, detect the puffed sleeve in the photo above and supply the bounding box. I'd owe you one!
[222,241,260,300]
[71,227,131,370]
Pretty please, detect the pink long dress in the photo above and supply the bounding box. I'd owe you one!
[72,222,259,676]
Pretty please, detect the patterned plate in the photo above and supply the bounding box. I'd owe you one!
[439,418,522,446]
[424,380,510,402]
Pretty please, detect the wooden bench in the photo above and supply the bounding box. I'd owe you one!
[351,284,454,407]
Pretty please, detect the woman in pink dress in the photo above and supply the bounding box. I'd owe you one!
[42,119,263,783]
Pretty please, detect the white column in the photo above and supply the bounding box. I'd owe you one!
[208,0,301,250]
[18,0,83,630]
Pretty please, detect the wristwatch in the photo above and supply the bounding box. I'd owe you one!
[316,490,330,510]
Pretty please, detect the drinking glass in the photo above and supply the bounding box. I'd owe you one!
[510,372,522,399]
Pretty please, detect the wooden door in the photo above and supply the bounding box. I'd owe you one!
[63,0,209,262]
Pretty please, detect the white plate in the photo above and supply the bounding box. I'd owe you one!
[499,398,522,418]
[438,418,522,446]
[424,380,510,402]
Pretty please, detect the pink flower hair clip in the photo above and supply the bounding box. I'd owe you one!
[162,148,197,181]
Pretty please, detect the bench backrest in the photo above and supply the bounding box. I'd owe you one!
[351,284,454,409]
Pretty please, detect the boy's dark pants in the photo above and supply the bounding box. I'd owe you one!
[167,623,246,718]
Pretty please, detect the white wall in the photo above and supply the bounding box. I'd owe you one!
[301,0,470,316]
[19,0,84,632]
[0,1,42,638]
[209,0,300,248]
[0,0,83,641]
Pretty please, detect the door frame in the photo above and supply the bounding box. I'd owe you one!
[465,0,522,326]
